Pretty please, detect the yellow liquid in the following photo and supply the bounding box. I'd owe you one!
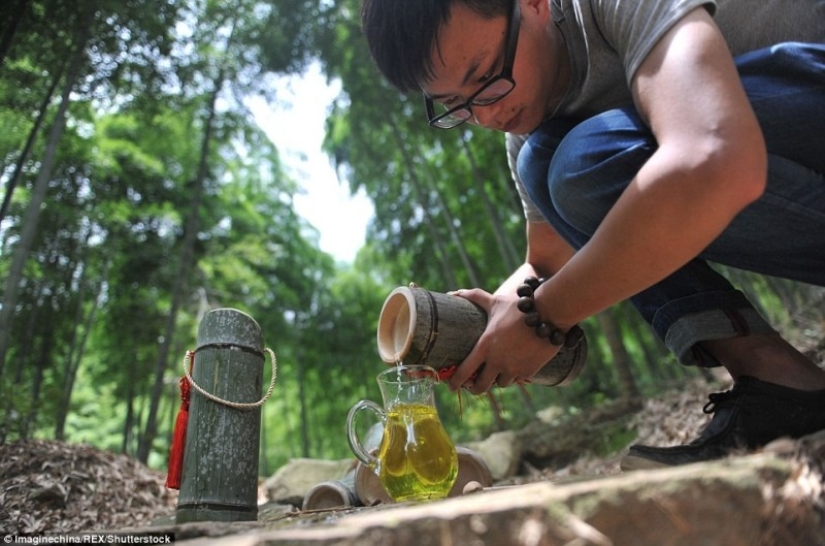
[376,403,458,502]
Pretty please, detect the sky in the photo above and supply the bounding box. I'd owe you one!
[248,65,374,263]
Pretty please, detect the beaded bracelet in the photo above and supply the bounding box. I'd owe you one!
[516,276,584,347]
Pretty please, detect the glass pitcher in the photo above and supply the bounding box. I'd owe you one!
[346,364,458,502]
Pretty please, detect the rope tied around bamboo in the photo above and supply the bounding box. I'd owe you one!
[165,346,277,491]
[183,346,277,410]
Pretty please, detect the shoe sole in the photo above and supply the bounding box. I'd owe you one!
[620,453,672,472]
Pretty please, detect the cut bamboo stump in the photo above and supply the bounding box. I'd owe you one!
[377,284,587,386]
[176,308,265,523]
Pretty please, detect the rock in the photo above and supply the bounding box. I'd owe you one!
[465,431,522,480]
[536,405,565,424]
[264,458,355,506]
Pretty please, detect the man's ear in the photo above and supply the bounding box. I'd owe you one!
[522,0,551,25]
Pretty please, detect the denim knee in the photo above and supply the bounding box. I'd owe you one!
[547,110,656,237]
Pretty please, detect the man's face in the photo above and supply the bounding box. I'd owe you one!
[423,0,569,134]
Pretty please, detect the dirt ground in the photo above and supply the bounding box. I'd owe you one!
[0,439,178,534]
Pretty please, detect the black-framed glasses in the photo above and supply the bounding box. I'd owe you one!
[425,0,520,129]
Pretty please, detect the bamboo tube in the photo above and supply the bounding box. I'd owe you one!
[377,284,587,386]
[302,473,360,510]
[176,308,265,523]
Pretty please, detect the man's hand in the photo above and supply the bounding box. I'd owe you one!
[446,287,560,394]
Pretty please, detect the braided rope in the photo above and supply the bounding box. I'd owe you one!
[183,348,277,410]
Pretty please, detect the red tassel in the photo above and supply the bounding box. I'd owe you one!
[166,350,195,489]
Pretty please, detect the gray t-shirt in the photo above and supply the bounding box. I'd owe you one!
[511,0,825,222]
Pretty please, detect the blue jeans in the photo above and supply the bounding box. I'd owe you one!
[518,43,825,367]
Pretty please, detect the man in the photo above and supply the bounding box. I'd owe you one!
[360,0,825,469]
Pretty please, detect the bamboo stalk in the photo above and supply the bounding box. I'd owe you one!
[176,308,265,523]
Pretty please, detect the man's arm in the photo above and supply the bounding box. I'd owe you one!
[449,8,767,393]
[531,7,766,330]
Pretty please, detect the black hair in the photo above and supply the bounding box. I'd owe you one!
[361,0,511,94]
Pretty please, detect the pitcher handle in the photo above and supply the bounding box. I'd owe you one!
[346,399,384,467]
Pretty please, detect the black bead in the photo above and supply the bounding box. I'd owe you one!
[524,312,540,327]
[548,329,566,346]
[517,296,535,313]
[535,322,552,338]
[515,276,583,348]
[516,284,533,298]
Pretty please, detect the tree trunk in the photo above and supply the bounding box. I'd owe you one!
[11,288,41,386]
[596,308,640,402]
[0,10,90,376]
[389,119,477,288]
[54,272,87,441]
[22,327,54,439]
[297,344,311,457]
[419,155,483,288]
[619,304,678,383]
[414,189,459,288]
[460,135,520,272]
[54,257,107,440]
[137,66,225,463]
[0,0,32,68]
[122,380,135,454]
[399,167,457,285]
[0,59,65,223]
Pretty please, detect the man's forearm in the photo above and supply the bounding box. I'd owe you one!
[493,262,540,297]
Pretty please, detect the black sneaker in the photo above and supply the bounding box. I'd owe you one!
[621,376,825,471]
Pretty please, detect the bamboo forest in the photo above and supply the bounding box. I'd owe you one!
[1,0,823,478]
